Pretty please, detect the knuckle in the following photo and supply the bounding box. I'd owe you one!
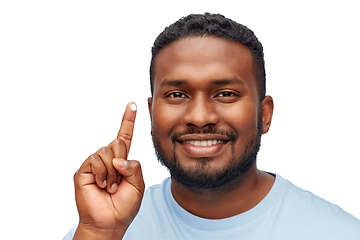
[89,153,99,163]
[132,160,142,170]
[119,132,132,141]
[110,138,125,150]
[88,154,107,175]
[98,146,110,154]
[112,138,124,145]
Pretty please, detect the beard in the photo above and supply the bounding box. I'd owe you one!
[151,114,263,190]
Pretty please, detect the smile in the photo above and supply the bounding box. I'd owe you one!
[181,139,226,147]
[175,134,230,158]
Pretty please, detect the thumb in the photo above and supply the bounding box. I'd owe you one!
[113,158,145,195]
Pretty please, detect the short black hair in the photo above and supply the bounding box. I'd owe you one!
[150,13,266,101]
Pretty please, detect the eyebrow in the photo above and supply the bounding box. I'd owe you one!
[160,79,187,87]
[211,78,245,86]
[159,77,245,87]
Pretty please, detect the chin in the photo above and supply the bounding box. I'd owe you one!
[152,129,261,190]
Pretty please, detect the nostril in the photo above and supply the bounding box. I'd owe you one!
[184,114,220,128]
[182,105,220,128]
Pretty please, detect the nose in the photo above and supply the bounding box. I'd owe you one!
[182,95,220,128]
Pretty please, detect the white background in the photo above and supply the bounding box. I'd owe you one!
[1,1,359,239]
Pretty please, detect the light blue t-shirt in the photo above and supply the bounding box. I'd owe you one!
[63,174,360,239]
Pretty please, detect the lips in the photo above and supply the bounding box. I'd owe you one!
[182,139,225,147]
[176,134,230,158]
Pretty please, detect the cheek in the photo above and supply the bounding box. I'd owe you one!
[218,101,259,134]
[152,103,185,136]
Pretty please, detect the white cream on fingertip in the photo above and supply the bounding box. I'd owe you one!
[130,103,137,112]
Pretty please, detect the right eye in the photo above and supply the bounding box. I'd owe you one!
[164,91,189,104]
[167,92,187,98]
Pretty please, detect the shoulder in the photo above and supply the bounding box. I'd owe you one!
[275,175,360,237]
[133,177,170,217]
[142,177,170,202]
[282,176,355,218]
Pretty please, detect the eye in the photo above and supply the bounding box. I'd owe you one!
[214,91,240,103]
[217,91,235,97]
[216,91,240,98]
[165,91,188,104]
[167,92,187,98]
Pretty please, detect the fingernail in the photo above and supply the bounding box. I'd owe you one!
[102,180,107,188]
[130,103,137,112]
[113,158,127,168]
[110,183,118,192]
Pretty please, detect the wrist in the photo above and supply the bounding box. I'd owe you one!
[73,222,126,240]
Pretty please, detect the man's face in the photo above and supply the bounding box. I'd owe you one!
[149,36,264,189]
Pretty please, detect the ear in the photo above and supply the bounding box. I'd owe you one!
[261,95,274,134]
[147,97,153,118]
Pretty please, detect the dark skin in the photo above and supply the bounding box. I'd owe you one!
[73,36,274,239]
[148,36,275,219]
[73,102,145,240]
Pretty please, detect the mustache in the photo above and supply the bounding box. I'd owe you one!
[171,127,237,143]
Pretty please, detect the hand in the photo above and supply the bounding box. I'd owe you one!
[73,102,145,240]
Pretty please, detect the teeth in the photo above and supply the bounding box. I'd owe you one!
[184,140,224,146]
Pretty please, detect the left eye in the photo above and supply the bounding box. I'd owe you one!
[169,92,186,98]
[218,91,235,97]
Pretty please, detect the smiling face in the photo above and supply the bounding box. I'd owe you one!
[149,36,272,190]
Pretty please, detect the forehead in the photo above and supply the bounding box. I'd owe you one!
[153,36,257,93]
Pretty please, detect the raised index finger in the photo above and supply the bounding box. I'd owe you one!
[117,102,137,155]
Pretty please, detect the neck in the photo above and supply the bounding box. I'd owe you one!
[170,166,275,219]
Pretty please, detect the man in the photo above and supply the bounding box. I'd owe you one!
[64,13,360,239]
